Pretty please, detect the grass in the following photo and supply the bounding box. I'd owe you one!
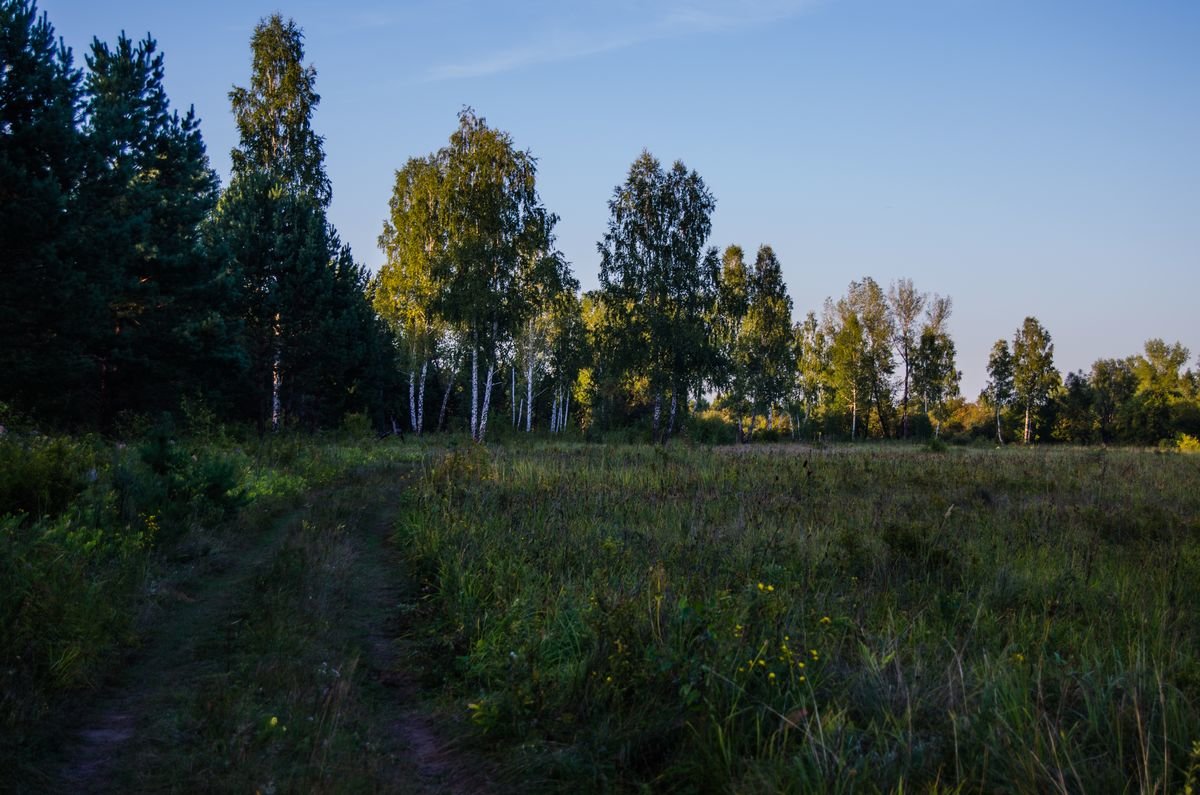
[0,424,427,787]
[396,442,1200,792]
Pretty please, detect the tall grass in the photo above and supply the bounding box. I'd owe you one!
[0,424,420,770]
[397,443,1200,791]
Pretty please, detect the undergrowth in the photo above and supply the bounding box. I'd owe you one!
[0,421,419,776]
[397,443,1200,792]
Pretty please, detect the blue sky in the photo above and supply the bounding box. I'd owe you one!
[38,0,1200,396]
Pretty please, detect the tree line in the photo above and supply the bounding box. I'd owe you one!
[3,4,1197,447]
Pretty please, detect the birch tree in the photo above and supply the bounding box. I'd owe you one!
[715,245,751,439]
[431,109,560,443]
[827,278,894,438]
[792,311,828,437]
[984,339,1015,444]
[888,278,925,438]
[598,151,719,443]
[910,295,959,436]
[219,14,379,430]
[1012,316,1060,444]
[226,14,328,430]
[376,155,443,434]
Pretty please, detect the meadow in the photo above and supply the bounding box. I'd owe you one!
[397,442,1200,792]
[5,425,1200,792]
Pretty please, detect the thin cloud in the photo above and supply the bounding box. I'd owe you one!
[424,0,823,81]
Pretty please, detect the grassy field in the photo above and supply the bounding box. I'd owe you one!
[396,442,1200,792]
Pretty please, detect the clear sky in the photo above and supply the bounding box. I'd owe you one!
[37,0,1200,397]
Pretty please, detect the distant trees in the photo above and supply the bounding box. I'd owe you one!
[598,151,720,442]
[2,3,1195,447]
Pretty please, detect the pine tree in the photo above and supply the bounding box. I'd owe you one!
[80,32,223,421]
[0,0,89,421]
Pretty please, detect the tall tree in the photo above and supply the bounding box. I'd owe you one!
[826,278,894,438]
[430,109,560,443]
[792,311,828,437]
[228,14,329,206]
[1012,316,1060,444]
[0,0,89,421]
[740,245,795,432]
[598,150,719,442]
[219,14,378,430]
[376,154,443,434]
[910,294,959,435]
[984,339,1014,444]
[714,245,751,437]
[80,32,224,422]
[1131,339,1190,442]
[888,278,925,438]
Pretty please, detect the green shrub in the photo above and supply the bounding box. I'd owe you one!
[0,435,96,519]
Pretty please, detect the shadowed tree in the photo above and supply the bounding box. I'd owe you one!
[80,32,226,422]
[0,0,90,422]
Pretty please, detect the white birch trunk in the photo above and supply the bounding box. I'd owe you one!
[470,346,479,441]
[563,387,570,433]
[271,312,282,431]
[512,367,517,427]
[408,369,417,433]
[653,393,662,439]
[526,360,534,433]
[768,404,774,430]
[478,363,495,442]
[417,361,427,434]
[851,386,858,440]
[551,391,559,433]
[668,392,677,438]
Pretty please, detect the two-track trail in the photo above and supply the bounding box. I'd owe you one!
[45,462,492,794]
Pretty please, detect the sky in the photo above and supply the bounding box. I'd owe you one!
[37,0,1200,397]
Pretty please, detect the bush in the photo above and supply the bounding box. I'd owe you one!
[686,411,736,445]
[0,435,97,519]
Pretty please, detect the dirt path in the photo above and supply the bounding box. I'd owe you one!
[47,464,492,794]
